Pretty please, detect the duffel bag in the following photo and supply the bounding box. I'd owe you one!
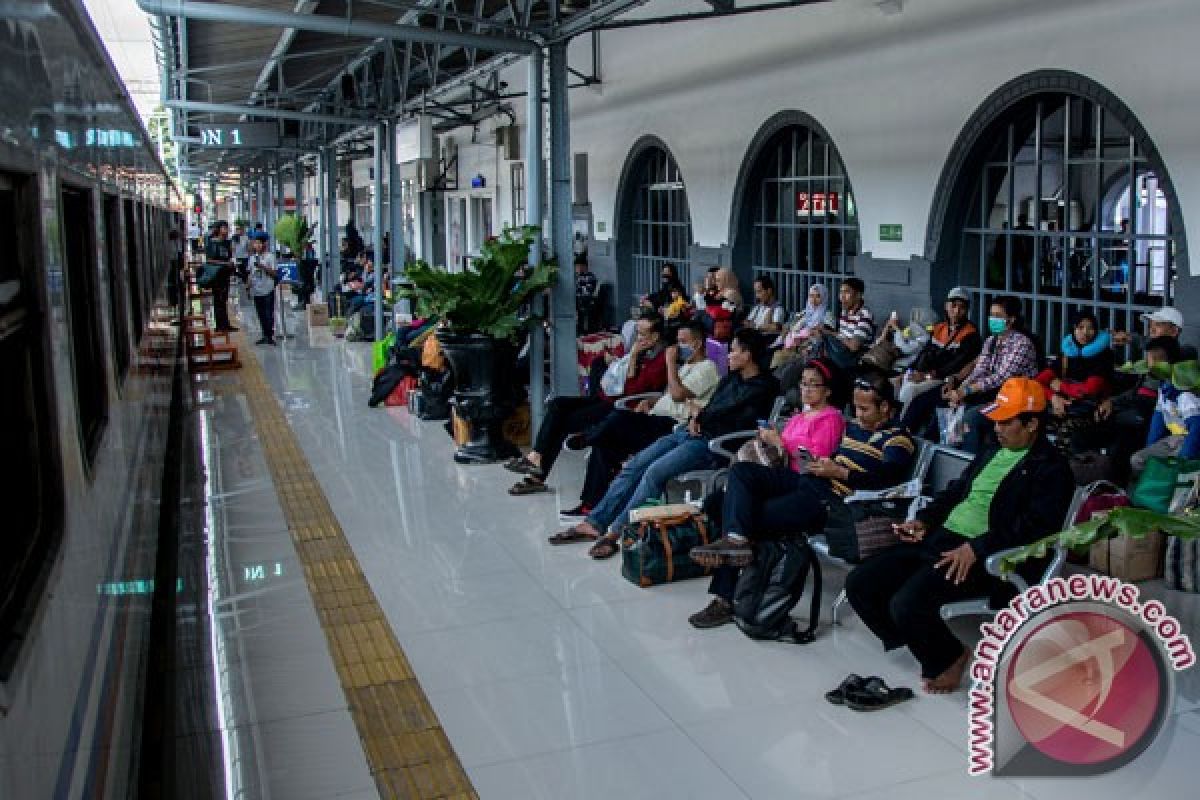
[733,537,822,644]
[619,511,713,588]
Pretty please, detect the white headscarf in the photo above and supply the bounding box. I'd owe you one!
[797,284,829,331]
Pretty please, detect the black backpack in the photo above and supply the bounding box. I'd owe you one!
[732,537,822,644]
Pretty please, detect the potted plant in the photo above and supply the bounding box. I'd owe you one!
[400,226,556,464]
[274,213,310,260]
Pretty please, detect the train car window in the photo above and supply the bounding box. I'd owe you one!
[60,184,109,468]
[123,198,144,341]
[0,171,63,676]
[103,194,130,380]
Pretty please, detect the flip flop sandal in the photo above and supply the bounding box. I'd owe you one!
[503,456,541,475]
[844,677,915,712]
[548,527,598,545]
[824,674,866,706]
[588,535,621,560]
[508,476,550,496]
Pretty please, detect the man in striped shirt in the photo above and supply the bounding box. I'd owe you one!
[689,373,915,625]
[815,277,875,371]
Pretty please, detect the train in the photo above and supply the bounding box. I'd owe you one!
[0,1,182,797]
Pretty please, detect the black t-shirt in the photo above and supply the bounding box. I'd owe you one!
[206,237,232,263]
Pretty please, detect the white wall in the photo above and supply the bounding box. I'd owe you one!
[531,0,1200,273]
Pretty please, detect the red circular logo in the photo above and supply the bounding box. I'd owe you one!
[1005,610,1163,767]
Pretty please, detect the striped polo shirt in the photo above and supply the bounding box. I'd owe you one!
[830,419,916,497]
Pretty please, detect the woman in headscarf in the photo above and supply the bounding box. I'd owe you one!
[1036,310,1114,418]
[643,263,687,313]
[770,283,830,369]
[706,267,744,342]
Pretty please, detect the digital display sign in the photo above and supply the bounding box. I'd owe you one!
[197,122,279,148]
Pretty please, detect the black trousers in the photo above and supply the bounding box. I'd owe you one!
[253,291,275,341]
[844,528,1000,680]
[579,410,676,507]
[212,266,234,330]
[706,463,832,603]
[533,396,611,475]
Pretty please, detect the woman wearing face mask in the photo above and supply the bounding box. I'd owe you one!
[938,296,1040,452]
[1036,311,1114,419]
[642,263,687,314]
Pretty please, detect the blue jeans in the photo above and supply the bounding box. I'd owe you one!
[587,428,719,533]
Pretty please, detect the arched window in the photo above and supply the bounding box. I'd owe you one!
[615,138,693,308]
[928,72,1185,348]
[731,113,859,316]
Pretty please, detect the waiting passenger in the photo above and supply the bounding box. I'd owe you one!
[205,220,237,333]
[1130,348,1200,475]
[555,328,777,559]
[245,232,278,345]
[507,312,669,495]
[1035,311,1114,420]
[861,307,936,374]
[1112,306,1190,355]
[551,319,720,527]
[778,277,874,388]
[845,377,1073,694]
[687,371,914,626]
[770,284,832,370]
[641,263,687,316]
[745,275,787,334]
[903,295,1038,453]
[704,267,745,342]
[895,287,982,412]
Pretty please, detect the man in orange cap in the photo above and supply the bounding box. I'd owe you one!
[845,377,1074,694]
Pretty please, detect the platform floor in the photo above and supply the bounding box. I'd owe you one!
[196,301,1200,799]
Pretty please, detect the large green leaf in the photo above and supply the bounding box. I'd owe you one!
[998,506,1200,574]
[1119,357,1200,388]
[396,226,558,340]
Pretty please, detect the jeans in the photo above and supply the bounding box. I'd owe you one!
[253,291,275,340]
[579,411,675,507]
[844,528,1000,680]
[586,428,720,533]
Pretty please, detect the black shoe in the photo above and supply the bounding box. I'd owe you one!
[255,337,268,345]
[559,503,591,521]
[266,338,276,346]
[689,597,733,629]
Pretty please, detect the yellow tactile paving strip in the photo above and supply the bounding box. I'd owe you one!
[228,331,478,800]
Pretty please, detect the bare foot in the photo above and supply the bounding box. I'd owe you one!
[923,651,969,694]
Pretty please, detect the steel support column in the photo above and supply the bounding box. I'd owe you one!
[315,152,327,287]
[526,49,545,432]
[373,122,386,345]
[388,120,404,274]
[294,155,304,224]
[547,42,577,397]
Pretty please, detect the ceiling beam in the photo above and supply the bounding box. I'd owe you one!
[165,99,369,125]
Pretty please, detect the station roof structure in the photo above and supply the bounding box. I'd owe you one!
[141,0,831,182]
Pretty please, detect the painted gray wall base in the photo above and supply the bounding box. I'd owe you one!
[853,253,935,323]
[588,238,618,329]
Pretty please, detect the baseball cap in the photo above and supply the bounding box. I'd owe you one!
[981,376,1047,421]
[1142,307,1184,328]
[946,287,970,303]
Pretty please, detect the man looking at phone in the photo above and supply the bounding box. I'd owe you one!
[845,377,1073,694]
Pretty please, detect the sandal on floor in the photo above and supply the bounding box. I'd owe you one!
[548,526,598,545]
[824,674,866,706]
[588,535,621,560]
[508,476,550,495]
[844,677,914,712]
[504,455,541,475]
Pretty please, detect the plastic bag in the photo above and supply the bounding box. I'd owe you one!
[937,405,966,447]
[600,353,631,397]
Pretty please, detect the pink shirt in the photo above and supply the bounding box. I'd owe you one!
[780,406,846,471]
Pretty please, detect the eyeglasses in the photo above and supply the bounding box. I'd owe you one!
[799,381,826,389]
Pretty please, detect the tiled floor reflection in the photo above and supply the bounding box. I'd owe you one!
[218,320,1200,799]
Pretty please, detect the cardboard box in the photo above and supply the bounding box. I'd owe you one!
[1090,531,1165,582]
[307,304,329,327]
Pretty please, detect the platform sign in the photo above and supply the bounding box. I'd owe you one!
[797,191,839,217]
[197,123,279,148]
[879,223,903,242]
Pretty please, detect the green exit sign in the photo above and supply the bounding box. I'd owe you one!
[879,224,903,242]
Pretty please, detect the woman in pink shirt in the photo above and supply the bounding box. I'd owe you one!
[762,359,846,468]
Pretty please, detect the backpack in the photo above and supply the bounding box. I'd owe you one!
[732,537,822,644]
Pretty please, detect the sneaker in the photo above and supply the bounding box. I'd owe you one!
[689,597,733,629]
[563,433,588,452]
[559,503,591,522]
[690,535,754,568]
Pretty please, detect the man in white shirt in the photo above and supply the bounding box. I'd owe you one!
[246,232,279,345]
[745,275,787,333]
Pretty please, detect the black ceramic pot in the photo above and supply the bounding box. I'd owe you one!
[436,330,520,464]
